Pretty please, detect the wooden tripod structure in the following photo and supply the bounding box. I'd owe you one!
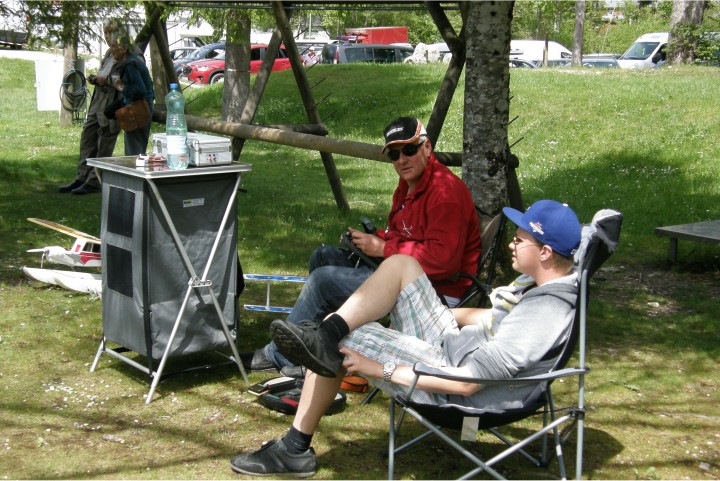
[137,1,522,212]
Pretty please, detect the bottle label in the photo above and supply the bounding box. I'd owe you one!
[166,135,187,155]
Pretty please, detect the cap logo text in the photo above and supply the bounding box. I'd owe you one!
[529,221,544,235]
[386,127,404,136]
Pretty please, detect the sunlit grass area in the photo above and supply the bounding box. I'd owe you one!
[0,58,718,479]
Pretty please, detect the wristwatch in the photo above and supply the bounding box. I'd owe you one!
[383,361,397,382]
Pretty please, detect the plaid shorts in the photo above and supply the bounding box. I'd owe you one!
[340,273,458,404]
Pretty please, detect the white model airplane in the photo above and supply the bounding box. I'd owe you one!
[21,218,305,308]
[26,218,101,268]
[22,218,102,296]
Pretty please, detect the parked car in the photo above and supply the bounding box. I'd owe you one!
[509,58,539,68]
[581,55,619,68]
[174,41,225,75]
[179,44,291,85]
[510,40,572,64]
[320,43,414,64]
[618,32,667,69]
[170,46,199,62]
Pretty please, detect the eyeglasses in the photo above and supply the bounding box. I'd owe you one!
[512,235,543,250]
[387,142,424,162]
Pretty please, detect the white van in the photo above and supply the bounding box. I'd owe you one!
[618,32,668,69]
[509,40,572,65]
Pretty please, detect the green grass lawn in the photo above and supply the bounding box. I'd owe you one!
[0,58,719,480]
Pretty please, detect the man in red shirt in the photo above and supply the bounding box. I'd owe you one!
[242,117,481,373]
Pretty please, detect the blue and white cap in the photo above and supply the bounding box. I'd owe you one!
[503,200,581,257]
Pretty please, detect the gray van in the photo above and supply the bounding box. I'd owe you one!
[321,43,414,64]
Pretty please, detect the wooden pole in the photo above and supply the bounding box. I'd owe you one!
[152,106,461,166]
[425,2,466,146]
[232,27,285,158]
[272,1,349,212]
[148,16,178,97]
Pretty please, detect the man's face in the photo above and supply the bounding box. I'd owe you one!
[390,139,431,188]
[509,228,543,274]
[103,25,117,45]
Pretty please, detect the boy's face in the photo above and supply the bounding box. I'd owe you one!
[509,228,543,274]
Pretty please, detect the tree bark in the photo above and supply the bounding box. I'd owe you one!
[59,1,80,127]
[669,0,707,64]
[223,10,252,159]
[462,1,514,220]
[571,0,586,67]
[223,11,251,122]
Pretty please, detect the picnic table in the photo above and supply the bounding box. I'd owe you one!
[654,220,720,261]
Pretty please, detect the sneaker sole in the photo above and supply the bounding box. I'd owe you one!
[230,464,315,478]
[270,321,339,378]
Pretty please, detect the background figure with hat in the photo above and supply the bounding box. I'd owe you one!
[302,46,319,65]
[230,199,583,477]
[241,117,481,374]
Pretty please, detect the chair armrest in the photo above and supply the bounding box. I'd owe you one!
[456,272,491,296]
[412,362,589,386]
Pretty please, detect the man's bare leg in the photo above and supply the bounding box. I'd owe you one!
[270,255,424,377]
[335,254,424,330]
[292,370,344,435]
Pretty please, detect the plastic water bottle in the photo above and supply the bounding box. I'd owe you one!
[165,83,189,170]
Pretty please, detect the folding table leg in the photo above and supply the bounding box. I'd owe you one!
[90,336,106,372]
[143,176,248,403]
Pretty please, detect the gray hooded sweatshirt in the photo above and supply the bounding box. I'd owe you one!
[441,273,578,411]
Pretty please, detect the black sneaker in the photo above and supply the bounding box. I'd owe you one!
[239,349,277,372]
[59,179,84,193]
[280,365,307,379]
[270,319,343,378]
[71,182,101,195]
[230,439,316,478]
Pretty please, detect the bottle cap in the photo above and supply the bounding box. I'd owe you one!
[170,83,178,89]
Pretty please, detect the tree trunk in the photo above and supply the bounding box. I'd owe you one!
[223,11,251,159]
[59,1,80,128]
[148,23,165,102]
[462,1,514,220]
[571,0,586,67]
[669,0,707,64]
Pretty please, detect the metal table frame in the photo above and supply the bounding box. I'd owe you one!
[87,157,251,403]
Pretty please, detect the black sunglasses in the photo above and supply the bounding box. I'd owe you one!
[387,141,424,161]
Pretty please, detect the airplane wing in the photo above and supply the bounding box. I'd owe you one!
[27,218,101,245]
[27,218,102,267]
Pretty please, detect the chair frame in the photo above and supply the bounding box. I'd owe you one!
[386,209,622,480]
[453,210,506,308]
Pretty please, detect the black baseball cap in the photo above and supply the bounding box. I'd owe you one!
[381,117,427,154]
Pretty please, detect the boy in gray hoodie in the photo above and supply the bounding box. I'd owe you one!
[231,199,582,478]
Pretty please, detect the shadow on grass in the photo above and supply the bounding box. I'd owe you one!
[321,419,623,480]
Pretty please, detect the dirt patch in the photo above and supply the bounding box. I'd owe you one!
[593,261,720,316]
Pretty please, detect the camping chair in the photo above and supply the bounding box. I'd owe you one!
[362,211,507,405]
[452,210,506,308]
[386,208,623,480]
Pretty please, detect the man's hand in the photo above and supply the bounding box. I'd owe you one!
[347,227,385,257]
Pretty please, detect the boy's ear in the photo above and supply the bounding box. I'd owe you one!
[539,244,553,261]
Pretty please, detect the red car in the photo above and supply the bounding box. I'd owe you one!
[180,44,292,85]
